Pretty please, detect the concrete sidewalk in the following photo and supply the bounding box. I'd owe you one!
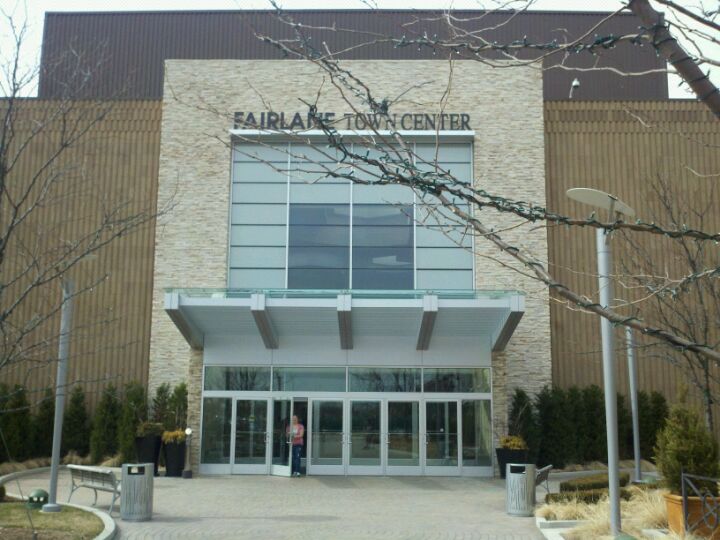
[10,470,543,539]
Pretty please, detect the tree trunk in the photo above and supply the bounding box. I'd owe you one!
[628,0,720,118]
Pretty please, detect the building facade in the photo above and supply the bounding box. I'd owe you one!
[151,59,550,475]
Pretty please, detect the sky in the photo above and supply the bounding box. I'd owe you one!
[2,0,716,99]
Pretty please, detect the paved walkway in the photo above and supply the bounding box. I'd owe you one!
[10,470,543,540]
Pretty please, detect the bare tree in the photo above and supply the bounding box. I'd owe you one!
[620,178,720,430]
[0,12,170,391]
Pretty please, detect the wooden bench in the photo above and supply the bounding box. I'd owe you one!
[536,464,553,493]
[67,465,121,511]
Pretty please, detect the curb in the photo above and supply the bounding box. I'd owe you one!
[0,465,117,540]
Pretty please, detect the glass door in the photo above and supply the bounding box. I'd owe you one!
[308,400,345,475]
[347,400,383,475]
[232,398,270,474]
[270,399,293,476]
[385,400,421,475]
[424,400,460,476]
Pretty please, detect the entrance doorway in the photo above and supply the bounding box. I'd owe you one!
[216,395,492,476]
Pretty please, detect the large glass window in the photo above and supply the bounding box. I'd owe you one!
[288,204,350,289]
[352,204,413,289]
[348,367,421,392]
[204,366,271,391]
[423,368,491,393]
[272,367,346,392]
[462,400,492,466]
[201,398,232,464]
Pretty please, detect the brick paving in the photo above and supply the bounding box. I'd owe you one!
[11,470,543,539]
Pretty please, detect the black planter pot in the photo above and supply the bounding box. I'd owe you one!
[495,448,529,479]
[134,435,162,476]
[163,441,186,477]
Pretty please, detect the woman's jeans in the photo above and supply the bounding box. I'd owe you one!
[292,444,302,475]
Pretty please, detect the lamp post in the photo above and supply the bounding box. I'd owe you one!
[626,328,642,483]
[566,188,635,537]
[182,427,193,479]
[42,278,74,513]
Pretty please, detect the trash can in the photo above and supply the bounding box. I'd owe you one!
[505,463,536,516]
[120,463,154,521]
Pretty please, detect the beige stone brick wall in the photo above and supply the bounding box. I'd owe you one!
[150,59,551,472]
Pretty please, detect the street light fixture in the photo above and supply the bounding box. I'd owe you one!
[566,188,635,537]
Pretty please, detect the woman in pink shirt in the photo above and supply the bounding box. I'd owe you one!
[290,415,304,476]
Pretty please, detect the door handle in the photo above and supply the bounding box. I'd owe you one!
[264,432,269,443]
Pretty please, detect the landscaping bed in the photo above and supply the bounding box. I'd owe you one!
[0,502,104,540]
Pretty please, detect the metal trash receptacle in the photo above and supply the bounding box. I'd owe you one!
[121,463,154,521]
[506,463,536,516]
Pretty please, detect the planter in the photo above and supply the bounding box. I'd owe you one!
[495,448,529,479]
[163,441,186,477]
[134,435,162,476]
[665,492,720,539]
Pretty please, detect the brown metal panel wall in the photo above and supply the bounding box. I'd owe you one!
[0,100,161,411]
[545,100,720,429]
[39,10,666,101]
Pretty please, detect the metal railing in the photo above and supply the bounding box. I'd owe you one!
[681,470,720,534]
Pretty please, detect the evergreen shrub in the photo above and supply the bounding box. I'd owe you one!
[117,381,147,463]
[63,386,90,456]
[31,389,55,458]
[655,402,719,495]
[90,384,120,464]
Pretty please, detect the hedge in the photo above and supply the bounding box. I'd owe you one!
[545,487,633,505]
[514,385,669,469]
[559,472,630,492]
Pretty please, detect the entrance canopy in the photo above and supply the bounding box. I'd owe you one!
[165,289,524,352]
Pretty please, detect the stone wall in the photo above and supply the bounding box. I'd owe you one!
[150,59,551,472]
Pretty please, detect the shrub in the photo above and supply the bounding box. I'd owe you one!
[117,381,147,463]
[31,389,55,458]
[499,435,527,450]
[162,429,186,444]
[655,402,719,495]
[565,387,586,464]
[63,386,90,456]
[137,421,164,437]
[616,394,632,460]
[0,383,9,461]
[169,383,188,430]
[90,384,120,464]
[151,383,172,430]
[0,484,5,501]
[581,385,606,462]
[536,386,574,468]
[559,472,630,492]
[4,385,31,462]
[545,487,633,505]
[508,388,539,461]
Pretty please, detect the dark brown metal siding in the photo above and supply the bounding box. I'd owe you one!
[0,101,160,411]
[545,100,720,430]
[39,10,667,101]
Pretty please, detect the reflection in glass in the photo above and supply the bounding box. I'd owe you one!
[235,400,267,464]
[348,368,421,392]
[352,204,413,290]
[204,366,270,391]
[289,204,350,289]
[350,401,381,466]
[387,401,419,466]
[272,400,292,466]
[201,398,232,464]
[425,401,458,466]
[423,368,491,393]
[462,400,492,466]
[311,401,344,466]
[272,367,346,392]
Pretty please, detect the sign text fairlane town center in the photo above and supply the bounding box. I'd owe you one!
[233,111,471,131]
